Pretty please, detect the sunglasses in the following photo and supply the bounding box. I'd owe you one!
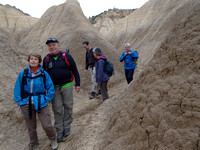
[47,38,58,41]
[46,38,59,44]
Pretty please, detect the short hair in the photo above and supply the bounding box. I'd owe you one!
[28,53,42,63]
[93,47,102,56]
[83,41,89,45]
[125,43,130,47]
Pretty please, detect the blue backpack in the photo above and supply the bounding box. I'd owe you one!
[104,59,114,77]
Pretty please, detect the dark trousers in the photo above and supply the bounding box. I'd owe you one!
[20,104,56,147]
[100,81,109,100]
[125,69,135,84]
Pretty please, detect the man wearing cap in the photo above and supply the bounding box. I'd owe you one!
[43,38,80,142]
[82,41,100,99]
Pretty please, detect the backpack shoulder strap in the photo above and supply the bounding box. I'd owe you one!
[46,54,51,67]
[62,52,70,67]
[23,68,28,85]
[62,52,74,82]
[41,69,46,89]
[21,68,28,97]
[100,57,107,63]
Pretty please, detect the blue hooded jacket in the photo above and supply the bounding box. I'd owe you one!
[14,65,55,111]
[95,56,110,84]
[120,50,139,70]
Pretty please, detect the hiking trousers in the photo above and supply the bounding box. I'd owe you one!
[125,69,135,84]
[100,81,109,100]
[20,104,56,147]
[89,67,97,93]
[52,86,73,135]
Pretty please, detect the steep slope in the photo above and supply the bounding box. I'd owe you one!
[19,0,123,90]
[76,1,200,149]
[0,1,124,149]
[0,28,27,150]
[89,9,135,36]
[107,0,197,67]
[0,4,38,32]
[2,0,199,149]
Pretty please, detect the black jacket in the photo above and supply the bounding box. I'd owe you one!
[43,52,80,86]
[85,48,96,70]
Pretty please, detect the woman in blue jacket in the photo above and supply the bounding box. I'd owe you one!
[93,47,109,101]
[14,54,58,150]
[120,43,139,84]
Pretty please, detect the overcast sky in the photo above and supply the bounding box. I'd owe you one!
[0,0,148,18]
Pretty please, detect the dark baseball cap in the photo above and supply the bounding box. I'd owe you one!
[46,38,59,45]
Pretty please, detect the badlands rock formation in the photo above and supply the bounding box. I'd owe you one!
[0,4,38,32]
[107,0,198,67]
[18,0,123,90]
[89,9,135,36]
[77,0,200,149]
[0,28,26,149]
[0,1,123,149]
[98,10,200,149]
[0,0,200,149]
[0,5,38,149]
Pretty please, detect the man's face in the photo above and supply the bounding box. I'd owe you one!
[125,46,130,51]
[83,44,89,50]
[47,42,60,55]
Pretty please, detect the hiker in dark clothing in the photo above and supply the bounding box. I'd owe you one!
[43,38,80,143]
[120,43,139,84]
[83,41,100,99]
[14,53,58,150]
[93,47,109,101]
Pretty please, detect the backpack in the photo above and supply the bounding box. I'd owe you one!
[104,59,114,77]
[21,68,46,118]
[46,52,74,82]
[21,68,46,98]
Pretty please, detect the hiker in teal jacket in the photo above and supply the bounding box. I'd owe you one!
[14,53,58,150]
[120,43,139,84]
[14,61,55,110]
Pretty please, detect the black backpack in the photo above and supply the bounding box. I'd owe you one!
[45,52,74,82]
[104,59,114,77]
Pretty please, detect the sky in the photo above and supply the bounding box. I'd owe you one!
[0,0,149,18]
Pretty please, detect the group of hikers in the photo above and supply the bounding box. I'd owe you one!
[13,38,139,150]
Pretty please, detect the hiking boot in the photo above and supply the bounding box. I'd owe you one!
[57,132,63,142]
[51,139,58,150]
[89,91,95,99]
[96,89,101,96]
[97,89,101,95]
[63,128,70,137]
[32,145,39,150]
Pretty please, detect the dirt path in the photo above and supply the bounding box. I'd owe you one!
[37,81,127,150]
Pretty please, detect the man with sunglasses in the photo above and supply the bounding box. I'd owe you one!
[43,38,80,142]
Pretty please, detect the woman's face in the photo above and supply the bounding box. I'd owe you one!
[93,53,98,58]
[29,56,40,67]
